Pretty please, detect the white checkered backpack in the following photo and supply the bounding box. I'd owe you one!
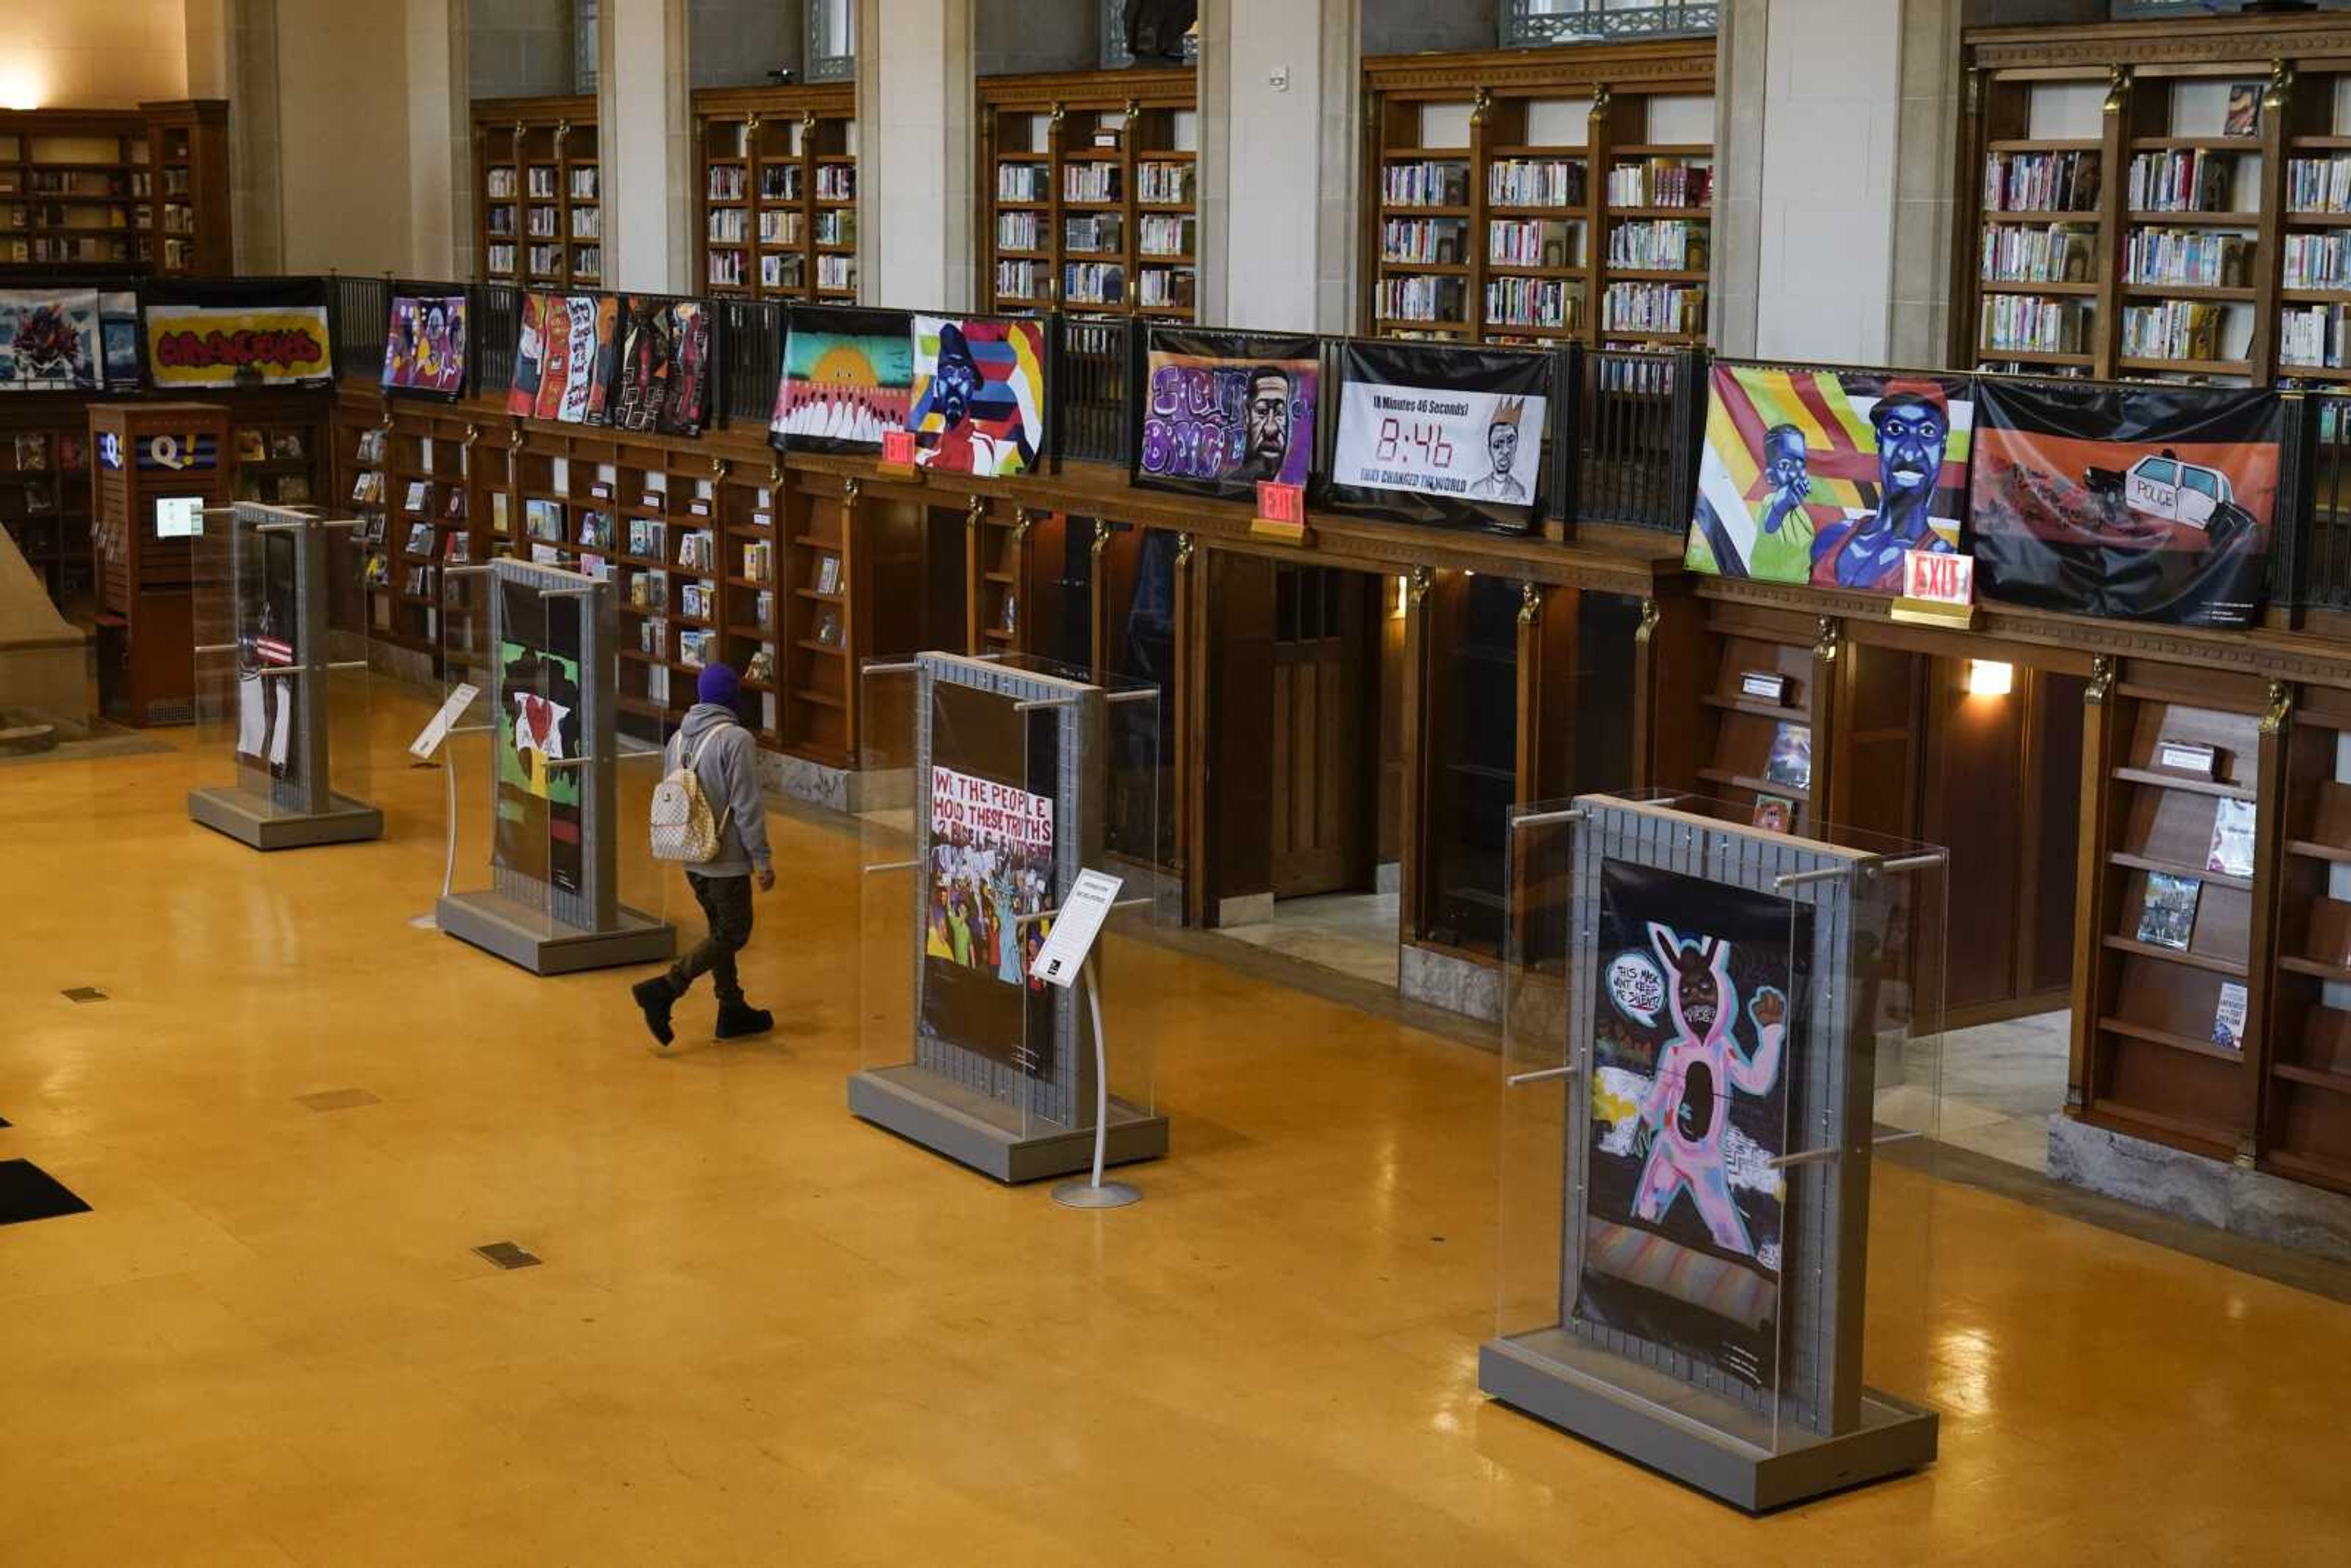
[649,731,730,863]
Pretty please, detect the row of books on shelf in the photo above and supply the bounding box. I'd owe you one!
[708,209,748,243]
[1381,216,1465,265]
[1065,214,1122,253]
[1065,163,1120,203]
[2287,154,2351,215]
[1490,157,1585,209]
[1376,274,1464,323]
[760,165,802,201]
[1384,159,1470,209]
[1982,221,2096,283]
[762,253,803,289]
[2124,149,2238,216]
[1607,219,1705,271]
[1484,277,1579,331]
[5,236,133,263]
[1491,218,1578,268]
[1064,263,1125,306]
[816,166,855,201]
[1984,149,2099,214]
[1607,158,1709,210]
[2284,231,2351,290]
[997,211,1040,250]
[1600,280,1704,334]
[3,202,135,230]
[1982,293,2088,353]
[1138,266,1194,309]
[708,165,746,201]
[5,432,88,473]
[762,209,803,244]
[2282,302,2351,369]
[1138,161,1194,204]
[816,211,853,246]
[1139,214,1193,256]
[817,255,855,291]
[996,259,1046,299]
[2121,299,2227,362]
[2124,228,2250,288]
[998,163,1049,203]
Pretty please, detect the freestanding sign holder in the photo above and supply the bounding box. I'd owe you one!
[187,501,383,849]
[1480,792,1946,1511]
[433,556,674,975]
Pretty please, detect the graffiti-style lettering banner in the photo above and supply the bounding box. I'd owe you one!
[141,278,333,389]
[1967,379,2282,629]
[1132,328,1320,501]
[1326,340,1550,535]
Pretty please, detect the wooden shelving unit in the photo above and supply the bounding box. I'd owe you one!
[978,68,1199,321]
[1962,13,2351,383]
[1360,43,1715,347]
[473,96,601,288]
[1685,612,1818,831]
[692,84,857,303]
[784,478,855,762]
[0,415,93,607]
[0,101,229,273]
[2266,685,2351,1194]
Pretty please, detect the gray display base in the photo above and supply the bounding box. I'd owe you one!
[849,1062,1169,1184]
[187,786,384,850]
[1479,1332,1937,1512]
[435,888,675,976]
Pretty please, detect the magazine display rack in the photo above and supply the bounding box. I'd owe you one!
[187,502,383,849]
[432,557,675,974]
[1483,792,1945,1510]
[851,652,1169,1182]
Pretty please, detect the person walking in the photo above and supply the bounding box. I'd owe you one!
[632,663,775,1046]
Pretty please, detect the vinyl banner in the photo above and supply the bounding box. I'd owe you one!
[1687,364,1973,594]
[142,278,333,388]
[1968,379,2282,628]
[493,576,586,895]
[0,288,103,391]
[1133,328,1319,500]
[612,296,711,436]
[909,315,1045,476]
[1326,340,1550,533]
[381,288,468,399]
[1577,859,1805,1391]
[771,306,915,454]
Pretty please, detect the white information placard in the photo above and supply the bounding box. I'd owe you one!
[1029,868,1125,989]
[407,682,480,760]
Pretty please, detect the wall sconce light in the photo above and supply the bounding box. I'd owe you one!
[1966,659,2014,697]
[0,64,43,111]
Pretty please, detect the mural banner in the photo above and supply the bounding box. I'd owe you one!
[142,278,333,389]
[1326,340,1550,534]
[1686,363,1974,594]
[771,306,915,454]
[909,315,1046,476]
[381,287,468,399]
[493,575,586,895]
[0,288,103,391]
[612,296,711,437]
[1131,327,1319,500]
[1968,378,2282,628]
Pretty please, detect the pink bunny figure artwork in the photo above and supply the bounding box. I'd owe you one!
[1629,923,1787,1258]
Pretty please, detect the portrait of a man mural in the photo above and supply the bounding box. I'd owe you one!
[1467,396,1529,503]
[1235,365,1295,482]
[1809,384,1955,592]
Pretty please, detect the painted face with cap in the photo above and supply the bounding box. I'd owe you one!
[1872,394,1947,499]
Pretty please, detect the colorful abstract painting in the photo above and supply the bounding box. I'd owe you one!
[771,307,915,454]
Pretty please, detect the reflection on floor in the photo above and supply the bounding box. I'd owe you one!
[1219,890,1401,990]
[1932,1010,2070,1175]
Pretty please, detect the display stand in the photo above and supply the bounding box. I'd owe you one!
[187,502,383,849]
[432,557,675,974]
[1482,792,1945,1511]
[851,652,1168,1183]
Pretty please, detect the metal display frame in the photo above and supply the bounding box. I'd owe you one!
[433,556,675,975]
[1479,792,1941,1511]
[186,501,384,849]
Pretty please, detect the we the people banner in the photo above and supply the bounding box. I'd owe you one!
[141,278,333,389]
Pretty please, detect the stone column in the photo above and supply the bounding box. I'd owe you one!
[601,0,696,292]
[186,0,285,274]
[408,0,473,279]
[859,0,976,310]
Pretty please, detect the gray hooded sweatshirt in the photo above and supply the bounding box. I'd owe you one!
[667,702,772,877]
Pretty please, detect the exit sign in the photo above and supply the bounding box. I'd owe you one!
[1891,548,1977,628]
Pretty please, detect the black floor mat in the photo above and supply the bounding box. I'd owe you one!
[0,1159,90,1225]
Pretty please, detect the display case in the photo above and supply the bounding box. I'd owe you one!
[1484,790,1944,1511]
[432,555,675,974]
[187,502,382,848]
[851,651,1168,1182]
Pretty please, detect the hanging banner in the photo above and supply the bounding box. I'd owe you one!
[1326,340,1550,534]
[142,278,332,389]
[381,288,469,399]
[1687,364,1973,594]
[909,315,1045,476]
[771,306,915,455]
[506,293,628,427]
[1132,328,1320,501]
[610,296,712,437]
[1968,378,2282,628]
[0,288,103,391]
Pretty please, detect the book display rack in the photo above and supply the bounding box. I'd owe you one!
[1361,43,1715,347]
[473,96,601,288]
[2270,685,2351,1193]
[0,416,95,605]
[692,84,857,302]
[978,68,1199,321]
[0,102,230,274]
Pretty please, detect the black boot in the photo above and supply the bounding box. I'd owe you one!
[714,1000,774,1040]
[632,976,677,1046]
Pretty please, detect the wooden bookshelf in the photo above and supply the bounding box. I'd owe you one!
[473,96,600,288]
[2265,685,2351,1195]
[1963,13,2351,384]
[1683,610,1818,832]
[692,84,856,302]
[977,68,1199,321]
[0,413,94,607]
[0,101,230,273]
[1360,43,1715,347]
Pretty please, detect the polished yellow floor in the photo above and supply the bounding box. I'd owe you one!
[2,690,2349,1565]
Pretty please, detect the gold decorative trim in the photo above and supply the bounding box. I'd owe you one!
[1090,518,1113,558]
[1638,596,1660,641]
[1472,85,1493,126]
[2265,58,2295,114]
[708,456,730,480]
[766,459,783,488]
[2086,654,2117,707]
[1588,84,1611,121]
[1011,506,1033,542]
[463,422,481,448]
[1174,531,1194,569]
[507,427,525,452]
[1813,615,1841,665]
[2101,65,2130,116]
[1408,565,1434,607]
[964,494,986,528]
[1518,580,1542,625]
[842,476,861,503]
[2261,680,2294,735]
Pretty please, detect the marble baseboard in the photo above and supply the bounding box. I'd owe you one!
[1218,892,1275,928]
[1376,860,1401,895]
[2048,1115,2351,1264]
[1400,943,1502,1024]
[759,751,863,814]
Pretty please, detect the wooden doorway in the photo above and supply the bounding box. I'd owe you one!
[1270,565,1378,899]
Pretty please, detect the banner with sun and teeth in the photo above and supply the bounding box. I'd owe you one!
[1686,364,1974,596]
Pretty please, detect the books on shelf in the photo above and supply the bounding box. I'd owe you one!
[995,259,1047,301]
[569,167,598,200]
[743,540,771,581]
[2281,303,2351,370]
[708,251,745,287]
[816,164,855,201]
[761,253,804,290]
[629,571,669,613]
[1982,293,2088,354]
[486,167,517,199]
[2125,149,2236,214]
[1982,221,2097,283]
[1489,157,1586,208]
[1138,160,1194,204]
[1063,161,1120,203]
[2287,155,2351,215]
[2124,228,2249,288]
[578,510,614,551]
[1064,214,1123,255]
[1139,213,1194,257]
[707,208,747,243]
[814,209,854,247]
[527,165,557,198]
[1381,217,1466,265]
[680,582,712,620]
[2224,84,2260,140]
[1138,266,1194,310]
[2284,232,2351,291]
[816,255,855,292]
[2213,981,2248,1053]
[1600,280,1705,334]
[996,210,1040,250]
[628,517,665,560]
[2121,300,2227,362]
[680,629,715,669]
[997,162,1049,203]
[745,648,775,685]
[677,530,717,572]
[1484,277,1580,331]
[760,163,803,201]
[1607,218,1706,271]
[1063,262,1125,306]
[759,208,803,246]
[1382,160,1469,208]
[815,554,841,595]
[1489,218,1580,268]
[2207,798,2255,878]
[2135,871,2202,951]
[1376,274,1466,324]
[755,589,774,630]
[525,498,564,542]
[1608,157,1711,209]
[1985,149,2099,213]
[1765,722,1812,791]
[707,164,745,201]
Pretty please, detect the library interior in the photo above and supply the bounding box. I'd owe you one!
[5,0,2351,1560]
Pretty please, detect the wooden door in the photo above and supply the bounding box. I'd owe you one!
[1270,566,1373,899]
